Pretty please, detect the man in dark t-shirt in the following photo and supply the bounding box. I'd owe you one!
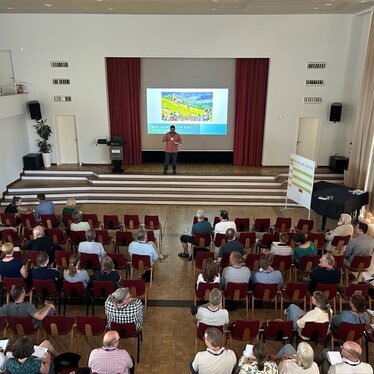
[309,253,341,292]
[31,252,61,287]
[179,209,212,260]
[217,228,245,262]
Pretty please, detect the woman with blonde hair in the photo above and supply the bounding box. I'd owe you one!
[63,253,90,288]
[196,258,220,289]
[93,255,120,288]
[62,197,77,217]
[0,242,28,279]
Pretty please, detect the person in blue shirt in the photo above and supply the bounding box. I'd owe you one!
[34,193,55,219]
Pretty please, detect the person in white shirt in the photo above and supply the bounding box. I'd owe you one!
[196,288,229,327]
[221,251,251,289]
[196,258,220,289]
[325,213,353,252]
[214,210,236,239]
[78,229,106,261]
[268,232,292,261]
[70,211,91,232]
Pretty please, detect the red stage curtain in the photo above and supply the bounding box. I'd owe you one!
[233,58,269,166]
[106,58,142,165]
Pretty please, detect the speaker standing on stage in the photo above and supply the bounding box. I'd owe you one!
[162,125,182,174]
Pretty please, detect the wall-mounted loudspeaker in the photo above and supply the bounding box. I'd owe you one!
[27,101,42,120]
[329,102,342,123]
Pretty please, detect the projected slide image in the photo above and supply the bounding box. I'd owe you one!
[147,88,228,135]
[161,92,213,122]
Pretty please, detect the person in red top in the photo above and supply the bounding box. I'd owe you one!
[162,125,182,174]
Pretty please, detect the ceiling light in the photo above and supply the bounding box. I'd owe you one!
[212,0,219,2]
[7,7,13,9]
[44,3,53,6]
[360,0,367,2]
[325,3,332,5]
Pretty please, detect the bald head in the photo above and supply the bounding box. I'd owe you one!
[342,341,361,361]
[102,331,120,348]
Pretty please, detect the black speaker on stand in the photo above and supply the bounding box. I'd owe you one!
[329,102,342,123]
[27,101,42,120]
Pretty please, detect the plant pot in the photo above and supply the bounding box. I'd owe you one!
[42,152,52,168]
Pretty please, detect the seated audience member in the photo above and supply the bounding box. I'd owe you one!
[6,336,57,374]
[268,232,292,263]
[214,210,237,238]
[221,251,251,289]
[88,330,134,374]
[344,222,374,267]
[276,342,319,374]
[217,228,245,262]
[250,256,283,288]
[0,285,55,328]
[104,287,144,331]
[31,252,61,286]
[309,254,341,293]
[237,341,278,374]
[190,327,236,374]
[128,229,167,263]
[63,253,90,289]
[331,294,369,333]
[70,211,90,232]
[93,255,120,288]
[293,233,317,264]
[315,341,373,374]
[34,193,55,220]
[196,258,220,289]
[196,288,229,327]
[4,196,31,217]
[286,291,332,334]
[325,213,354,252]
[179,209,212,260]
[20,225,57,263]
[61,197,77,217]
[78,229,106,261]
[362,217,374,238]
[0,242,28,279]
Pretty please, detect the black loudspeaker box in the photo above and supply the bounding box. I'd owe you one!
[329,102,342,123]
[28,101,42,120]
[23,153,44,170]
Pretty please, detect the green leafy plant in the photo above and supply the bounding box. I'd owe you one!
[33,118,52,153]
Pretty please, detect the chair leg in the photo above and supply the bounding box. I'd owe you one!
[137,333,141,363]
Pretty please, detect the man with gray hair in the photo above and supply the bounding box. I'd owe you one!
[128,229,167,262]
[78,229,106,261]
[179,209,212,260]
[196,288,229,327]
[221,251,251,289]
[325,213,354,252]
[309,253,341,292]
[88,330,134,374]
[190,327,236,374]
[104,287,144,331]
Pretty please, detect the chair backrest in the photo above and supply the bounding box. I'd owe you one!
[42,315,75,336]
[27,250,40,267]
[80,252,101,270]
[94,229,111,244]
[62,280,86,297]
[214,233,227,247]
[1,229,21,244]
[33,279,59,298]
[219,254,231,270]
[283,282,308,300]
[297,256,320,271]
[349,256,372,270]
[0,213,18,226]
[75,315,107,336]
[124,215,140,229]
[307,232,325,249]
[47,228,66,244]
[23,227,34,242]
[92,280,115,297]
[301,321,329,341]
[272,255,292,271]
[334,322,366,342]
[131,254,151,270]
[213,216,220,227]
[253,218,271,233]
[330,235,351,247]
[115,231,133,246]
[121,279,146,297]
[55,251,71,269]
[238,232,256,249]
[315,283,339,300]
[82,214,100,228]
[69,230,86,245]
[3,277,28,293]
[258,233,279,248]
[234,218,250,232]
[332,255,344,269]
[196,282,221,299]
[344,283,370,297]
[111,322,138,338]
[20,213,37,228]
[296,219,314,233]
[253,283,278,300]
[62,215,73,230]
[264,320,293,340]
[193,233,212,247]
[274,217,292,232]
[40,214,59,229]
[196,323,224,341]
[225,282,248,300]
[146,230,156,243]
[195,251,214,269]
[231,320,260,341]
[103,214,120,230]
[107,253,127,269]
[245,253,262,271]
[144,215,160,230]
[6,316,36,335]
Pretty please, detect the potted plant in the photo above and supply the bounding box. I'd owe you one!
[33,118,52,167]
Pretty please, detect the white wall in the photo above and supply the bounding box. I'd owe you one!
[0,13,371,167]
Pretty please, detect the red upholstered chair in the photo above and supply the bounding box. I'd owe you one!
[91,280,116,315]
[273,217,292,233]
[23,227,34,242]
[223,282,249,318]
[68,230,86,252]
[107,252,129,278]
[124,214,141,231]
[114,230,133,254]
[213,233,227,248]
[256,233,279,252]
[272,255,293,282]
[102,214,122,230]
[33,279,61,314]
[0,317,7,335]
[80,252,100,270]
[121,279,148,312]
[40,214,60,229]
[20,213,38,229]
[62,280,90,316]
[330,235,351,254]
[219,253,231,271]
[294,256,320,281]
[294,219,314,234]
[144,215,163,242]
[262,319,293,345]
[245,253,262,271]
[213,216,221,228]
[338,283,371,311]
[55,251,71,270]
[235,218,250,233]
[82,213,101,229]
[307,232,326,251]
[111,322,143,363]
[3,277,32,304]
[228,320,260,346]
[297,321,330,347]
[280,282,308,314]
[314,283,339,312]
[0,213,20,231]
[27,250,40,267]
[0,229,23,246]
[194,251,214,279]
[251,283,278,318]
[345,255,372,286]
[75,315,107,349]
[238,232,256,251]
[252,218,271,234]
[47,228,67,248]
[131,254,154,289]
[6,316,40,340]
[42,315,75,344]
[192,233,212,260]
[331,322,366,349]
[194,282,221,306]
[94,229,113,251]
[62,215,73,232]
[195,323,224,352]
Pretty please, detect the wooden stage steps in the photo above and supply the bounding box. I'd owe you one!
[1,168,344,207]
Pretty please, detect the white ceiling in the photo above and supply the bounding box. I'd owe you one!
[0,0,373,15]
